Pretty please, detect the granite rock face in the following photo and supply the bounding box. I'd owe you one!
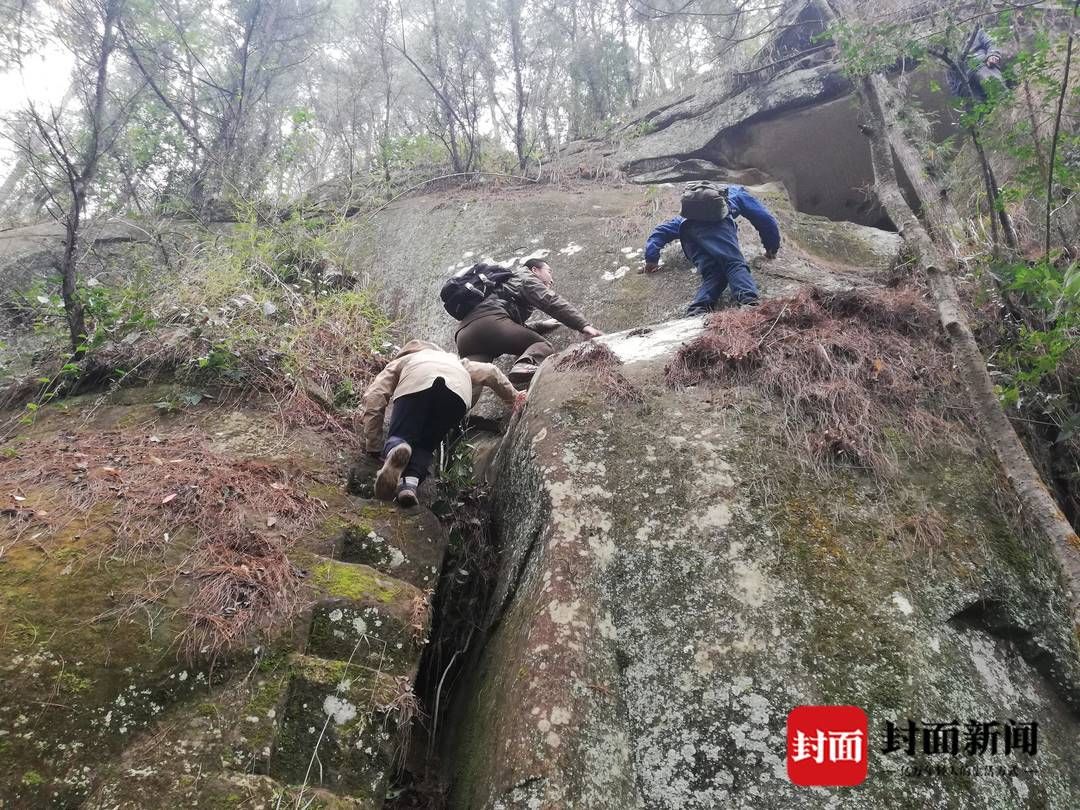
[3,12,1074,798]
[353,181,900,352]
[447,318,1080,809]
[617,1,900,229]
[622,62,852,180]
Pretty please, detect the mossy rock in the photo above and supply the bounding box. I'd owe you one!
[78,647,327,807]
[0,386,360,804]
[341,525,401,570]
[346,459,379,499]
[0,510,204,804]
[309,490,446,591]
[268,655,399,797]
[308,558,424,625]
[233,669,292,775]
[197,774,379,808]
[307,600,422,677]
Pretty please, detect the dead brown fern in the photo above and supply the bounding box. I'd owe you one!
[408,588,434,644]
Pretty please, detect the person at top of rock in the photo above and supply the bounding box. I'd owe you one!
[946,26,1005,102]
[452,258,603,387]
[641,182,780,315]
[358,339,525,507]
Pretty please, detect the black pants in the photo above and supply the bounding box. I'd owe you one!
[384,377,467,482]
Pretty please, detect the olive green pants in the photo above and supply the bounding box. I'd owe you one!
[454,314,553,365]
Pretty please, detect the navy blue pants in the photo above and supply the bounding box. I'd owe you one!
[687,256,758,314]
[383,377,467,482]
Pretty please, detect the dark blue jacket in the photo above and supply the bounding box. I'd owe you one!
[644,185,781,269]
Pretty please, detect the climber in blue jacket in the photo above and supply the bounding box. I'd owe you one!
[641,184,780,314]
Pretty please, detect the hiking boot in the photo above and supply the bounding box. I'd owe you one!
[739,298,760,308]
[375,443,411,501]
[396,477,419,508]
[508,360,539,386]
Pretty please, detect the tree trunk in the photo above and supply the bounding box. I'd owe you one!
[60,0,121,356]
[867,75,962,254]
[968,126,1019,250]
[61,214,87,355]
[507,0,528,171]
[856,74,1080,622]
[379,1,394,186]
[1046,0,1080,256]
[618,2,638,108]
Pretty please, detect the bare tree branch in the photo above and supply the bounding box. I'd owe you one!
[1046,0,1079,257]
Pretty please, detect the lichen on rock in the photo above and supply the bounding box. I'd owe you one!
[446,292,1080,807]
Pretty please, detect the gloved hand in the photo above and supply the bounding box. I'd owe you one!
[641,260,660,274]
[513,390,528,413]
[581,325,603,339]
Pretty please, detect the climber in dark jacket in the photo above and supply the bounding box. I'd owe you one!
[455,258,602,385]
[946,27,1004,101]
[642,184,780,314]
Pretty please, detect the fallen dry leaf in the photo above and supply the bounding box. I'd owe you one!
[266,516,277,528]
[162,493,178,505]
[270,482,288,491]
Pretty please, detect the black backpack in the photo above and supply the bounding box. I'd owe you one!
[680,181,730,221]
[440,262,514,320]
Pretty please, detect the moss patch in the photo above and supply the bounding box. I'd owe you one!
[311,559,413,607]
[0,508,196,804]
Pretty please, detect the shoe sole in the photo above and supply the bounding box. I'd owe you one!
[507,370,537,385]
[375,444,411,501]
[396,490,419,508]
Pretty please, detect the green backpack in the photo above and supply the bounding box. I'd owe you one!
[680,181,730,221]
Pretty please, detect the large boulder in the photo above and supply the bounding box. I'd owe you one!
[447,318,1080,808]
[623,62,851,177]
[0,220,151,294]
[615,0,916,230]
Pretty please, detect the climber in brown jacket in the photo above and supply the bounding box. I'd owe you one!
[454,258,602,385]
[358,340,524,507]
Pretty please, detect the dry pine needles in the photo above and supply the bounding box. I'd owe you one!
[2,427,325,660]
[665,286,965,473]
